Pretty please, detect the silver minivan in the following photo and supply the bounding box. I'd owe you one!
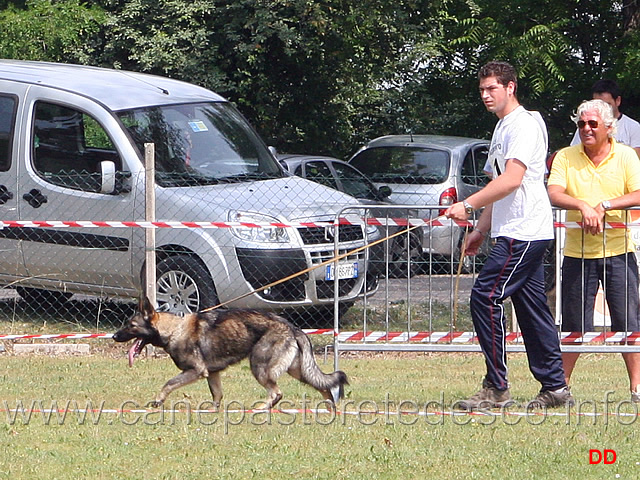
[349,134,490,270]
[0,60,378,315]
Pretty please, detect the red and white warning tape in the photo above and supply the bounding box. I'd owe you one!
[0,218,464,229]
[1,330,638,344]
[330,330,640,344]
[1,218,640,229]
[0,333,113,340]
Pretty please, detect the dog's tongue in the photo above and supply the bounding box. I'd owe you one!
[128,339,143,367]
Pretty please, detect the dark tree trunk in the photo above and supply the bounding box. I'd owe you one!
[623,0,640,32]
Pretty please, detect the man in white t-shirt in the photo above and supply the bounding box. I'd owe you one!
[445,61,572,411]
[569,79,640,157]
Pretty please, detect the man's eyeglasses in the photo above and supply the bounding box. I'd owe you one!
[577,120,599,129]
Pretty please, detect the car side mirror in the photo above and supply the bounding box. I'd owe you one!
[100,160,116,194]
[377,185,392,199]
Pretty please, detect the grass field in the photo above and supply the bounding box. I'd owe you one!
[0,343,638,479]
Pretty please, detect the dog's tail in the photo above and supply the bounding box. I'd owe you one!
[293,329,349,404]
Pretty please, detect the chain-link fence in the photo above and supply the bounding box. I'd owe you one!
[2,76,639,353]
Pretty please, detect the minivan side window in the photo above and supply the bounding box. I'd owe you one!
[32,101,122,192]
[0,95,17,172]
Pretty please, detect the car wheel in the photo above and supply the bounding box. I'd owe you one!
[387,231,423,278]
[155,255,219,314]
[15,287,73,306]
[453,234,473,274]
[453,230,486,274]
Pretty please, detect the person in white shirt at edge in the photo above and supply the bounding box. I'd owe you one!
[569,79,640,157]
[445,60,572,410]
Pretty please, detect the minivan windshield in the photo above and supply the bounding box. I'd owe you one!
[117,102,284,186]
[350,146,450,184]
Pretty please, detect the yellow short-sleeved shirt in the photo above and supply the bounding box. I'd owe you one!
[547,139,640,258]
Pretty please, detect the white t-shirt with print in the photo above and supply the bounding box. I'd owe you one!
[487,106,554,241]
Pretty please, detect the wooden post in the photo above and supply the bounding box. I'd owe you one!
[144,143,157,307]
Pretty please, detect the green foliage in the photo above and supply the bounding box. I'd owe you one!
[95,0,436,156]
[98,0,225,89]
[441,0,628,150]
[1,0,640,156]
[0,0,105,63]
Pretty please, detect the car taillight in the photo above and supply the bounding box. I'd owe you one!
[438,187,457,215]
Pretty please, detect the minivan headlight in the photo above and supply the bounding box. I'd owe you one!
[228,211,290,243]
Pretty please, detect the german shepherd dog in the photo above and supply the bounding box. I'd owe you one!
[113,297,349,409]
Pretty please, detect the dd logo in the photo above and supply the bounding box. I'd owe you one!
[589,449,617,464]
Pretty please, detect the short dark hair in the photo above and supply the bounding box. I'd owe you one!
[591,79,621,100]
[478,61,518,92]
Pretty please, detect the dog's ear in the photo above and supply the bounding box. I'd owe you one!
[139,295,156,319]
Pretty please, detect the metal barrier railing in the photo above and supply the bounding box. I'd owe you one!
[331,205,640,370]
[2,202,640,361]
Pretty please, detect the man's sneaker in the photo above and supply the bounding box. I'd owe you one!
[456,379,513,411]
[632,389,640,404]
[527,387,575,409]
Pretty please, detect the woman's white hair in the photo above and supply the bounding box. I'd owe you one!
[571,99,618,138]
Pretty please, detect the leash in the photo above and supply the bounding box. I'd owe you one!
[452,229,469,331]
[199,220,436,313]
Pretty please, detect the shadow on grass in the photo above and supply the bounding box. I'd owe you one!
[341,300,474,332]
[0,296,135,333]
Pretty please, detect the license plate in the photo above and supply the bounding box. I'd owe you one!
[325,262,358,281]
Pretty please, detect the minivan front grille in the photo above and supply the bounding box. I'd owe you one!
[236,248,308,301]
[309,249,364,266]
[298,224,364,245]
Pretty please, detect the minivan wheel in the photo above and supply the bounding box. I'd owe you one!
[15,287,73,306]
[155,255,219,314]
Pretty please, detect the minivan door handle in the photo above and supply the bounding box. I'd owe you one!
[0,185,13,205]
[23,189,48,208]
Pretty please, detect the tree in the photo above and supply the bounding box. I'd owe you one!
[2,0,639,156]
[0,0,105,63]
[391,0,627,151]
[96,0,424,157]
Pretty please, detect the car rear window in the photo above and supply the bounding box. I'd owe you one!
[350,146,450,184]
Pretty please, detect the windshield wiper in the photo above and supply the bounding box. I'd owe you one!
[216,172,280,183]
[156,172,221,187]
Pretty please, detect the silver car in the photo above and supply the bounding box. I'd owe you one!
[349,135,491,271]
[277,154,424,277]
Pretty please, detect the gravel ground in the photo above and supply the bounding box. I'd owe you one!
[359,273,476,307]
